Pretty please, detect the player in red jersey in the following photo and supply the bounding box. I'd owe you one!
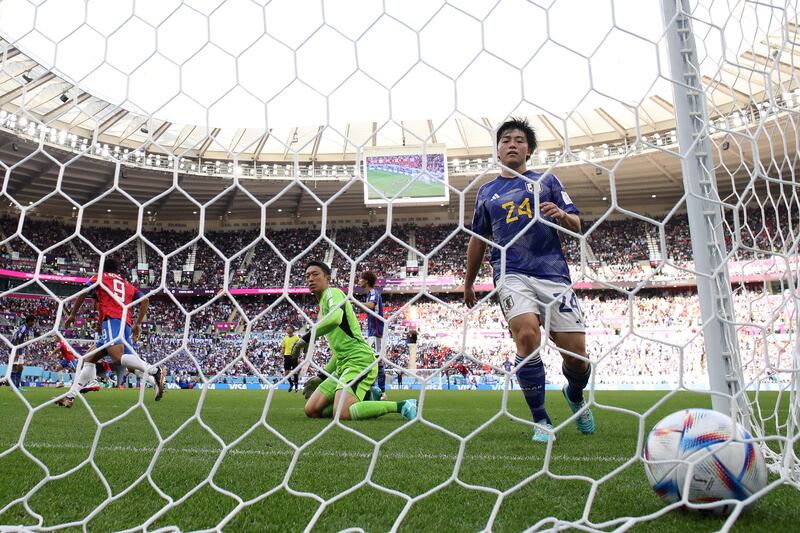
[56,257,163,407]
[49,338,78,388]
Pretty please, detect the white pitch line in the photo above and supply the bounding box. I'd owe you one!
[2,441,632,463]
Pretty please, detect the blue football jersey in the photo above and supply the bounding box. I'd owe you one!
[471,171,579,284]
[366,287,384,337]
[12,323,37,352]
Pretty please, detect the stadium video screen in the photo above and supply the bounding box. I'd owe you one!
[363,145,449,206]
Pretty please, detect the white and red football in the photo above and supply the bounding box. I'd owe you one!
[644,408,767,514]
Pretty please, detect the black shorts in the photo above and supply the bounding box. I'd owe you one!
[283,357,299,372]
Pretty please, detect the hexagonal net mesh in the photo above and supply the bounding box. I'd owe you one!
[0,0,798,530]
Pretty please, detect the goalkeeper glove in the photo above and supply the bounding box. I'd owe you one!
[303,375,323,400]
[292,324,313,359]
[291,337,307,359]
[297,324,311,343]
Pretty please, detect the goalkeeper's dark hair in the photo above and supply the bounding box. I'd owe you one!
[497,117,537,155]
[103,257,119,274]
[360,271,377,287]
[305,260,331,276]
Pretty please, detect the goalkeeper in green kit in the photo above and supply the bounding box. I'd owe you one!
[297,261,417,421]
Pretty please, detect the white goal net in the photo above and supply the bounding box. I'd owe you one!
[0,0,798,530]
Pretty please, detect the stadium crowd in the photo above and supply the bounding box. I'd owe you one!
[366,154,446,178]
[1,207,796,388]
[2,210,796,289]
[1,285,794,388]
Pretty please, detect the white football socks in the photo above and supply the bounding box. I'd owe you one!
[134,369,156,387]
[121,353,155,376]
[67,362,95,399]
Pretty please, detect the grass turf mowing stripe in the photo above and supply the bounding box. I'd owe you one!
[2,389,798,532]
[1,441,632,463]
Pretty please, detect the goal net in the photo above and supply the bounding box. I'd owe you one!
[0,0,798,530]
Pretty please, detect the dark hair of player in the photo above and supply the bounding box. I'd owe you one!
[360,271,377,287]
[25,314,35,323]
[497,117,537,156]
[103,257,119,274]
[306,260,331,276]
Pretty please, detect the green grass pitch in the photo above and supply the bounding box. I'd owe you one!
[0,389,797,531]
[366,170,447,200]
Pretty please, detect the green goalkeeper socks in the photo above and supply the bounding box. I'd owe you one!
[348,401,401,420]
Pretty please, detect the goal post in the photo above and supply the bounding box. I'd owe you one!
[660,0,751,423]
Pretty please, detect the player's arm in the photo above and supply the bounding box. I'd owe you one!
[465,192,491,308]
[303,351,339,400]
[65,293,88,328]
[464,236,487,308]
[132,293,148,342]
[541,177,581,234]
[540,202,580,233]
[315,304,344,336]
[364,288,377,311]
[292,303,344,359]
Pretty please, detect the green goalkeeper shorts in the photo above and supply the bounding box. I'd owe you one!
[317,365,378,402]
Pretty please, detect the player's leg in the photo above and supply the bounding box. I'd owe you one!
[338,366,416,421]
[57,351,100,406]
[367,336,386,400]
[11,361,24,390]
[550,331,594,434]
[112,321,164,400]
[375,337,387,399]
[304,376,335,418]
[501,275,552,441]
[284,358,297,392]
[539,280,593,435]
[291,361,300,391]
[508,312,548,421]
[550,331,589,399]
[283,358,289,391]
[114,363,126,389]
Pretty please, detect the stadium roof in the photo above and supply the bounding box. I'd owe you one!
[0,108,794,222]
[0,1,795,163]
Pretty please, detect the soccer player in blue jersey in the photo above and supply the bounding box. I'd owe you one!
[464,117,594,443]
[359,271,387,399]
[9,314,37,391]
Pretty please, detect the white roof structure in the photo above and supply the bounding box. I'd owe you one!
[0,0,793,161]
[0,0,796,220]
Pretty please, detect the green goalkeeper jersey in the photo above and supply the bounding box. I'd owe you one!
[317,287,376,373]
